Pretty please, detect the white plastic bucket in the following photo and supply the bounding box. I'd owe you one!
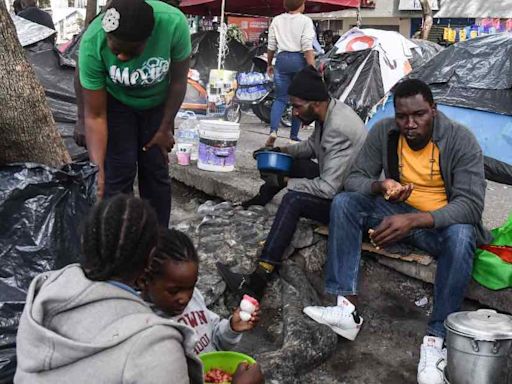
[198,120,240,172]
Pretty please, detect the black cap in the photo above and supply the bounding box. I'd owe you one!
[288,65,330,102]
[102,0,155,42]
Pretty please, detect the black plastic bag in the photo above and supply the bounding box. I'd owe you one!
[0,162,96,382]
[24,43,87,161]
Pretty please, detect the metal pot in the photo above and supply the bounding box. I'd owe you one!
[445,309,512,384]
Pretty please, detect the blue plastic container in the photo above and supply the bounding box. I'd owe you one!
[255,151,293,173]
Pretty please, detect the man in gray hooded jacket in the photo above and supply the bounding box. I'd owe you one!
[303,79,491,384]
[217,65,367,300]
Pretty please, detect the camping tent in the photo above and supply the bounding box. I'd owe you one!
[366,33,512,182]
[322,28,442,119]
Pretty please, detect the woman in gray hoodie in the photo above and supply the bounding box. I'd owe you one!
[14,195,264,384]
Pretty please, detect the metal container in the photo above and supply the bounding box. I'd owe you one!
[445,309,512,384]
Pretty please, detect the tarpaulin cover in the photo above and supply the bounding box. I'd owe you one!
[409,39,443,70]
[59,30,82,67]
[11,15,55,47]
[367,98,512,174]
[408,33,512,116]
[0,162,96,382]
[190,31,254,84]
[24,43,87,161]
[324,49,383,119]
[180,0,360,17]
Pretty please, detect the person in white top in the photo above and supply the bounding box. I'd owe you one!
[266,0,316,146]
[139,228,262,356]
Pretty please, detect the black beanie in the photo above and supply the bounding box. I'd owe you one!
[102,0,155,42]
[288,65,329,101]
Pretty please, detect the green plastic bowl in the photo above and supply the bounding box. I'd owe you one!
[200,351,256,376]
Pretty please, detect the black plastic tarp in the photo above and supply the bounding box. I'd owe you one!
[25,43,87,161]
[409,39,443,70]
[0,162,96,383]
[409,33,512,116]
[323,49,384,119]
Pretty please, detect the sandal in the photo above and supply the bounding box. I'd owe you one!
[265,131,278,147]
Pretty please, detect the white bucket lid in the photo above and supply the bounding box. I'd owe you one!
[199,119,240,129]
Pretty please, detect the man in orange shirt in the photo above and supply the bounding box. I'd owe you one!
[303,79,491,384]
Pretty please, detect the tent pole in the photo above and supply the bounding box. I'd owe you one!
[217,0,226,70]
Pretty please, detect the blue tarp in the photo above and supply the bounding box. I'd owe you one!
[367,97,512,166]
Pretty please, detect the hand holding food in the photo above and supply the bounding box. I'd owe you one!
[380,179,414,202]
[231,295,260,332]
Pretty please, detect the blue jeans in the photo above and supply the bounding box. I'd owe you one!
[260,190,331,265]
[270,51,306,139]
[326,192,476,338]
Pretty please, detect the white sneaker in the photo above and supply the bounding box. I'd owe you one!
[417,336,447,384]
[303,299,363,341]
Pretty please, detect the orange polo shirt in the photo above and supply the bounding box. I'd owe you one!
[398,135,448,212]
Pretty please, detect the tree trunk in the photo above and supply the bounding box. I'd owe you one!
[85,0,98,26]
[0,2,71,167]
[419,0,433,40]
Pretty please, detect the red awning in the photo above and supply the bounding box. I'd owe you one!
[180,0,360,17]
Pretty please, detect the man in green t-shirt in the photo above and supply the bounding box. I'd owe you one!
[79,0,191,226]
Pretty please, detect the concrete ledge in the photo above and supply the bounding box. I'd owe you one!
[171,160,260,203]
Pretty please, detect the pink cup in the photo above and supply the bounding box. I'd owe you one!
[177,151,191,166]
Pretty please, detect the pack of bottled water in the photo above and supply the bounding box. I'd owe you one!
[236,85,268,101]
[175,111,200,161]
[238,72,270,86]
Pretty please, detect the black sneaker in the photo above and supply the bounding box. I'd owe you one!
[241,193,272,208]
[241,183,282,208]
[216,262,270,301]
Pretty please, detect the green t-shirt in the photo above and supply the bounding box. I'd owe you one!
[79,0,191,110]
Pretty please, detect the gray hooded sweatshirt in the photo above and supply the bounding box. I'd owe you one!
[14,264,203,384]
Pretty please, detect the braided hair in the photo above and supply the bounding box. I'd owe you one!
[81,194,159,281]
[145,228,198,281]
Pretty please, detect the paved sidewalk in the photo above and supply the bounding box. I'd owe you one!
[171,112,512,229]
